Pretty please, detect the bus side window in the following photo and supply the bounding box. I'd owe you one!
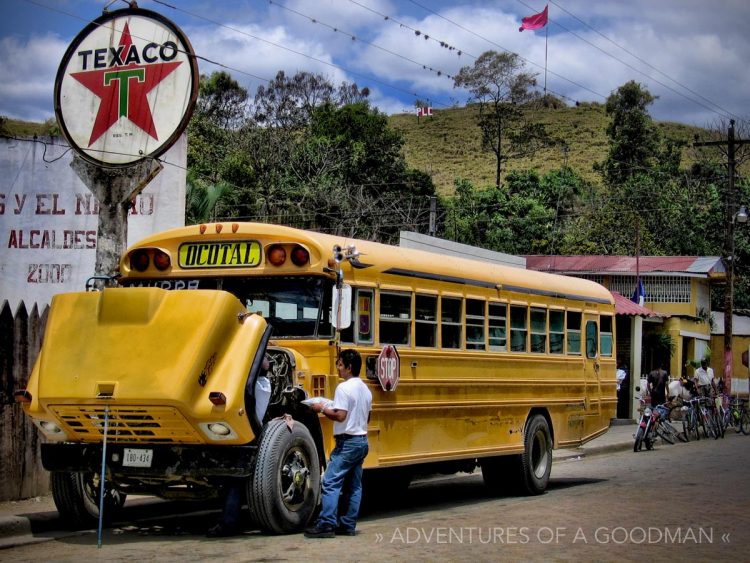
[510,305,528,352]
[530,307,547,353]
[415,294,437,347]
[567,311,581,354]
[440,296,462,349]
[357,290,374,344]
[600,315,613,357]
[549,310,564,354]
[586,320,598,358]
[488,302,507,351]
[466,299,485,350]
[380,291,411,346]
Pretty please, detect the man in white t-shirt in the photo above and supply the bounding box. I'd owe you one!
[305,349,372,538]
[693,359,716,397]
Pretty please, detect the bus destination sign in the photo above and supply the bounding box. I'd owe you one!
[178,241,262,268]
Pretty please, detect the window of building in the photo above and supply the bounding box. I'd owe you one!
[488,302,507,352]
[441,297,462,349]
[530,308,547,353]
[510,305,528,352]
[600,315,613,357]
[549,310,564,354]
[415,294,437,348]
[567,311,581,355]
[466,299,486,350]
[380,292,411,345]
[608,275,691,303]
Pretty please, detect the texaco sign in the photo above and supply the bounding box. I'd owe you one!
[54,8,198,167]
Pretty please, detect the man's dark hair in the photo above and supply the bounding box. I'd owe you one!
[339,349,362,377]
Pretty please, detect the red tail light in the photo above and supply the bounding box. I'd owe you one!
[14,390,32,403]
[154,250,171,271]
[291,245,310,266]
[267,244,287,266]
[209,392,226,405]
[131,249,150,272]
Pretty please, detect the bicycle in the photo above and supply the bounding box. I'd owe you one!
[723,396,750,435]
[653,405,685,444]
[681,397,702,442]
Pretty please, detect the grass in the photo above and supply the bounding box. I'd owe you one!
[389,103,708,195]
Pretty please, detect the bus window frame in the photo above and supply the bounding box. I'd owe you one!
[585,320,598,359]
[566,310,582,355]
[379,290,412,346]
[530,306,548,354]
[599,314,614,358]
[415,292,438,348]
[488,300,508,352]
[548,308,565,355]
[440,294,463,350]
[509,303,528,353]
[465,297,486,351]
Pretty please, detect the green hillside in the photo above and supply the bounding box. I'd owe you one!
[389,103,705,195]
[2,104,707,198]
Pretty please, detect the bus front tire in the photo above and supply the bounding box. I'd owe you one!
[248,418,320,534]
[50,471,126,529]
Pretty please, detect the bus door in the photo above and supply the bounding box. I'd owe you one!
[582,313,601,435]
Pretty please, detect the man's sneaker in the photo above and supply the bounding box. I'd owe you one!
[304,524,335,538]
[335,527,356,536]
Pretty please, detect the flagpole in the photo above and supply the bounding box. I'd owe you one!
[544,24,548,95]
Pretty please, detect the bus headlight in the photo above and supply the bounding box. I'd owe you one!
[33,419,68,441]
[198,422,238,441]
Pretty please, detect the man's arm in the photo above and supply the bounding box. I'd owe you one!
[312,401,348,422]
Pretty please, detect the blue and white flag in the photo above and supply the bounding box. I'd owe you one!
[631,279,646,306]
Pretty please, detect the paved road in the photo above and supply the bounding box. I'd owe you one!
[1,431,748,561]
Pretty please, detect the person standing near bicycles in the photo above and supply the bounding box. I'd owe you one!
[647,365,669,407]
[693,359,716,398]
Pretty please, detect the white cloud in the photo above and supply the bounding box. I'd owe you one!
[0,34,66,121]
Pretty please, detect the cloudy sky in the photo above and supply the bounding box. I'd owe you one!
[0,0,747,128]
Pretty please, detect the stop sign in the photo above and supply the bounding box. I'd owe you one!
[377,345,400,391]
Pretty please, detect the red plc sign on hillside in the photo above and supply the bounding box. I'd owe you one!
[54,8,198,167]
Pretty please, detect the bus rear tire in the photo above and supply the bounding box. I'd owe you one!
[50,471,126,529]
[248,418,320,534]
[518,415,552,495]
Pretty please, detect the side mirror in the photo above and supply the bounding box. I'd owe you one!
[332,284,352,329]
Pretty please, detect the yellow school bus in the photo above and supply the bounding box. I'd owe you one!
[20,222,616,533]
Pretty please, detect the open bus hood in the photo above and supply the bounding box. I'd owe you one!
[24,288,267,445]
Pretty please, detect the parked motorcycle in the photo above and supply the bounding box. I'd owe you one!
[633,387,677,451]
[634,396,656,452]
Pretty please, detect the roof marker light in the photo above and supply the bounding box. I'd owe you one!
[215,224,223,233]
[199,224,207,234]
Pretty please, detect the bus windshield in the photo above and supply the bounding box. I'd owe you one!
[123,276,334,339]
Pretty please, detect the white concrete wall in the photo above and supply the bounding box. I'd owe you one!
[0,134,186,311]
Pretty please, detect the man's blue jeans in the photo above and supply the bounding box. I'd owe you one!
[317,435,369,531]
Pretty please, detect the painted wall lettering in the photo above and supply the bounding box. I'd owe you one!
[27,263,72,284]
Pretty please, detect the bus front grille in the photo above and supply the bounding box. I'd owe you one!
[50,405,203,444]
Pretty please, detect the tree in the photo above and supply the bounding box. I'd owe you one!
[453,51,550,187]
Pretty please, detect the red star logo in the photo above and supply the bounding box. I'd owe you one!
[70,23,182,146]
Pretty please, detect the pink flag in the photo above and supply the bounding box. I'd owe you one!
[519,5,548,32]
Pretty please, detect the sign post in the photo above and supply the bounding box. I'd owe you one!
[54,6,198,280]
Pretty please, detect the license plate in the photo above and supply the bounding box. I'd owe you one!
[123,448,153,468]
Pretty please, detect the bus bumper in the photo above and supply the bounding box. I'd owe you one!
[41,442,258,478]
